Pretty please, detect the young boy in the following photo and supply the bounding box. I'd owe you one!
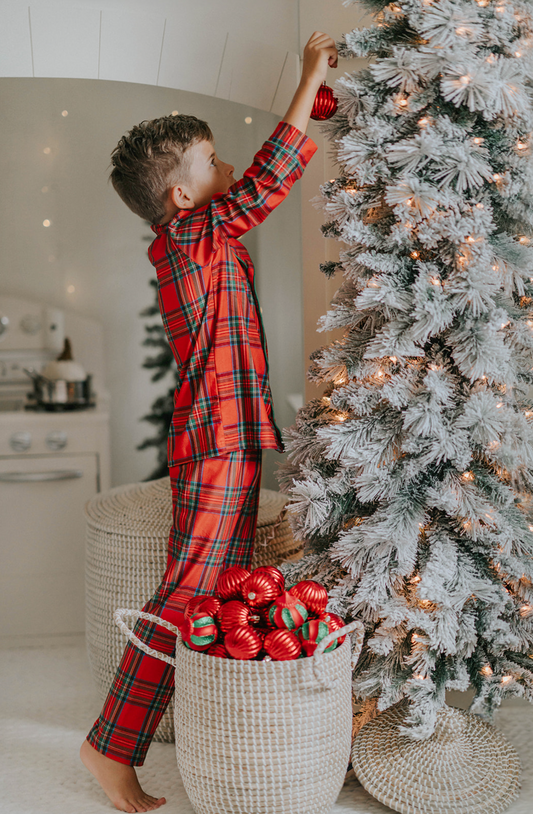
[80,31,338,814]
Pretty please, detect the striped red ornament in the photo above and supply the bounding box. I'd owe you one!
[196,595,223,618]
[182,612,218,652]
[206,641,229,658]
[184,594,211,619]
[264,629,302,661]
[216,565,251,601]
[217,600,261,633]
[252,565,285,592]
[268,590,308,631]
[298,619,336,657]
[317,611,347,645]
[289,580,328,616]
[240,571,280,609]
[224,626,263,659]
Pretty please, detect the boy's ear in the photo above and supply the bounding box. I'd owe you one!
[170,184,193,210]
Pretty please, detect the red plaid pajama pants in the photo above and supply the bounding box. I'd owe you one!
[86,450,262,765]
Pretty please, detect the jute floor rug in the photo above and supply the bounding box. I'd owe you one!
[1,638,532,814]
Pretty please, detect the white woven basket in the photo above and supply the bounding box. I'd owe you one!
[85,478,302,742]
[115,609,364,814]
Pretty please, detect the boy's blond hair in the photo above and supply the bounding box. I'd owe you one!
[110,114,213,224]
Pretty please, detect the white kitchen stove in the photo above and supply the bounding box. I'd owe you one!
[0,295,110,641]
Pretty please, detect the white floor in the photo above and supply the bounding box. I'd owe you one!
[1,636,532,814]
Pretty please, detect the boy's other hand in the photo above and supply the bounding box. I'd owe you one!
[301,32,338,86]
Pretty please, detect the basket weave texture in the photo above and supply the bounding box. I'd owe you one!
[85,477,302,742]
[351,700,521,814]
[114,609,364,814]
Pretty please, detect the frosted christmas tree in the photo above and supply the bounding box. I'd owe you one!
[280,0,533,739]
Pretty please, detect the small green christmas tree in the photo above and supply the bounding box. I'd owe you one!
[137,279,179,480]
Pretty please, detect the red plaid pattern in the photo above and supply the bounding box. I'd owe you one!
[87,450,261,766]
[148,122,317,465]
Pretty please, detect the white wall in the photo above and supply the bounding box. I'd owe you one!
[0,78,305,488]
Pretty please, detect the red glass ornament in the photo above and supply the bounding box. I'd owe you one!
[217,600,260,633]
[268,590,308,631]
[196,595,223,618]
[289,580,328,615]
[206,641,229,658]
[310,82,337,121]
[224,626,263,660]
[182,611,218,652]
[216,565,251,601]
[298,619,336,657]
[252,565,285,593]
[240,572,279,609]
[317,611,347,645]
[255,607,276,630]
[184,594,211,619]
[263,629,302,661]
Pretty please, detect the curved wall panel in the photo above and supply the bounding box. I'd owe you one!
[0,0,300,113]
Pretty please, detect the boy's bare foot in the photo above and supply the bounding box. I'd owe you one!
[80,739,166,812]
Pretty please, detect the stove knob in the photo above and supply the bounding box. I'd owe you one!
[45,430,68,451]
[10,431,32,452]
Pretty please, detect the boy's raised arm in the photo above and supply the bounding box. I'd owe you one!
[282,31,338,135]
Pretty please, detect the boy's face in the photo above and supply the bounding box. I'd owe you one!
[165,139,236,218]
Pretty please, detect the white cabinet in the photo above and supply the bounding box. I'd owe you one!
[0,453,99,637]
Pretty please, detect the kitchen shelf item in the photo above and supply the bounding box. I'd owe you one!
[115,608,364,814]
[85,477,302,742]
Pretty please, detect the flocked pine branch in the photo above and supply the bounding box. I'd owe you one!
[278,0,533,739]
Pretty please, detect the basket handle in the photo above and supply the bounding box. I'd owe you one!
[113,608,180,667]
[312,619,365,690]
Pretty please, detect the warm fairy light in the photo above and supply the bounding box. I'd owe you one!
[481,665,493,676]
[488,440,500,449]
[476,203,484,209]
[495,4,505,11]
[500,320,510,329]
[399,99,408,107]
[462,471,474,481]
[501,675,512,684]
[493,173,501,181]
[492,264,499,271]
[466,236,475,243]
[330,179,335,183]
[463,520,472,530]
[460,75,471,85]
[405,221,413,229]
[519,236,530,244]
[418,522,424,528]
[473,137,483,145]
[517,141,528,150]
[497,402,504,408]
[390,356,397,362]
[43,219,51,227]
[336,412,349,422]
[411,251,420,259]
[323,396,331,404]
[413,674,427,680]
[520,604,532,616]
[515,51,523,58]
[406,198,413,206]
[476,0,489,5]
[527,320,533,328]
[431,277,440,286]
[411,575,421,584]
[418,117,429,127]
[377,369,384,378]
[524,411,533,418]
[368,280,379,288]
[412,633,421,641]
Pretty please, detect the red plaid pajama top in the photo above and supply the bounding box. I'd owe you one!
[148,121,317,466]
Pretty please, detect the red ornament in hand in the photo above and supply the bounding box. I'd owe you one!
[310,82,337,121]
[317,611,347,645]
[264,629,302,661]
[253,565,285,592]
[216,565,251,601]
[182,612,218,652]
[289,580,328,616]
[268,590,308,631]
[225,626,263,660]
[217,600,260,633]
[241,572,280,609]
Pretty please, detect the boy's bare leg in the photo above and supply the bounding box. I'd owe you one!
[80,739,166,812]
